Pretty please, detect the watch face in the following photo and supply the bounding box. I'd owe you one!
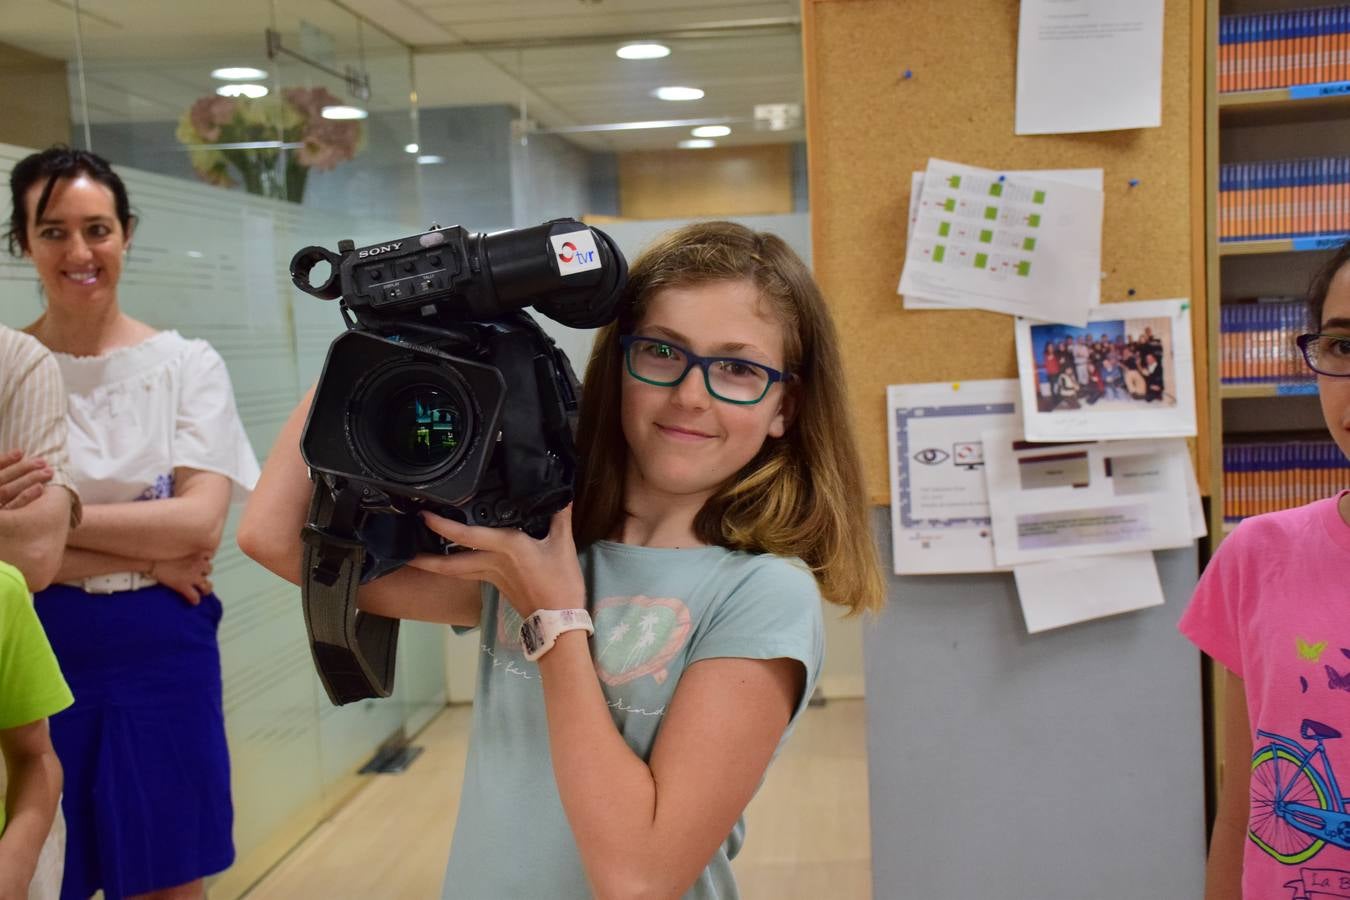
[521,618,542,654]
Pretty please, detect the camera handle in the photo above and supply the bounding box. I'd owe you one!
[300,476,401,704]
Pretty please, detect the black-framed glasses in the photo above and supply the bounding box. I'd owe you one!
[620,335,790,405]
[1296,332,1350,378]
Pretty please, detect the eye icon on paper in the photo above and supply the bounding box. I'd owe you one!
[953,441,985,470]
[913,447,949,465]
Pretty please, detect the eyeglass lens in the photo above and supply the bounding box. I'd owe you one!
[1303,333,1350,377]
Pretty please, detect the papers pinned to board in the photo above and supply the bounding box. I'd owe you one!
[887,380,1206,633]
[1013,298,1199,442]
[898,159,1104,326]
[1015,0,1165,136]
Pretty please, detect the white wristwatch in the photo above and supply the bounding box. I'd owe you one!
[519,608,594,662]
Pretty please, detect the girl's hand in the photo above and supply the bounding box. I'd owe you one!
[0,450,53,510]
[153,551,214,606]
[409,505,586,618]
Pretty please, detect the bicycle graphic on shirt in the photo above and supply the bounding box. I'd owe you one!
[1252,719,1350,864]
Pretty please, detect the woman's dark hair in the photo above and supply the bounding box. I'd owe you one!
[5,145,134,257]
[1308,239,1350,330]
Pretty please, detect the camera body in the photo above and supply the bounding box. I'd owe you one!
[291,219,626,580]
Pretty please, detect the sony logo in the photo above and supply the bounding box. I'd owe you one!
[358,242,403,258]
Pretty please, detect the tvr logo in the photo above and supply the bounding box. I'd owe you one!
[551,231,603,275]
[557,241,596,265]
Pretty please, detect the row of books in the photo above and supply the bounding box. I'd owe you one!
[1219,298,1315,383]
[1218,158,1350,241]
[1223,440,1350,522]
[1219,5,1350,92]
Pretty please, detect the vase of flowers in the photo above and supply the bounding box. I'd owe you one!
[175,86,364,203]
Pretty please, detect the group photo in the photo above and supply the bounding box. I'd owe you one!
[1030,316,1177,413]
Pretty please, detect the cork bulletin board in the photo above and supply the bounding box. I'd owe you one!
[803,0,1207,505]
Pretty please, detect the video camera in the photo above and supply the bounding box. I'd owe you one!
[289,219,627,705]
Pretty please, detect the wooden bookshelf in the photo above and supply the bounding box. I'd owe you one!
[1218,85,1350,126]
[1218,236,1350,256]
[1220,382,1318,399]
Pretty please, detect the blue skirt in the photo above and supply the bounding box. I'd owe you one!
[34,584,235,899]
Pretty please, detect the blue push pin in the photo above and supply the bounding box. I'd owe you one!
[998,174,1006,183]
[1128,178,1140,188]
[903,69,913,80]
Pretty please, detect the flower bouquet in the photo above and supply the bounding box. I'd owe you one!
[175,86,364,202]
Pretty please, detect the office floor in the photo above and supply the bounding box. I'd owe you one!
[241,697,871,899]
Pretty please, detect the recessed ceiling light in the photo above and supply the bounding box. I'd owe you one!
[216,83,268,99]
[690,125,730,138]
[653,86,704,102]
[212,66,268,81]
[617,42,670,60]
[678,139,715,149]
[404,143,420,154]
[417,154,445,165]
[321,105,368,120]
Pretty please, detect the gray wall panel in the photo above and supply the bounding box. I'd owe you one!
[864,507,1206,899]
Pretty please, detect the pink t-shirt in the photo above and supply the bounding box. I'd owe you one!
[1180,492,1350,899]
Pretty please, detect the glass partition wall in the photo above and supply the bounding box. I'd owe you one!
[0,3,443,895]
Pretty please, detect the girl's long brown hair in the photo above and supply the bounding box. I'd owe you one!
[573,221,885,614]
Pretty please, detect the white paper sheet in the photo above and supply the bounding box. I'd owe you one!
[1015,0,1165,135]
[887,380,1019,574]
[982,430,1196,566]
[1014,551,1164,633]
[1014,298,1197,442]
[901,168,1105,311]
[897,159,1103,326]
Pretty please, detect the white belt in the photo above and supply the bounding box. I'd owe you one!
[63,572,158,594]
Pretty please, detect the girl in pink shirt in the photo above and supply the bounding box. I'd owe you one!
[1180,242,1350,899]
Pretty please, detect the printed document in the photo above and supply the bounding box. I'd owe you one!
[1014,551,1164,633]
[898,159,1103,326]
[1015,0,1165,135]
[982,431,1195,566]
[887,380,1019,574]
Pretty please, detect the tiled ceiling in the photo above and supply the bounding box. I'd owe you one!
[0,0,804,153]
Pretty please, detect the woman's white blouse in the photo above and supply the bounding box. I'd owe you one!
[51,330,260,505]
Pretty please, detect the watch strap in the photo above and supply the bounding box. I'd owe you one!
[520,608,594,662]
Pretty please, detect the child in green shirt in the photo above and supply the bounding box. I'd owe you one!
[0,560,72,899]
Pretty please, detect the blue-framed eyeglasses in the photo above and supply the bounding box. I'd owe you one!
[1296,332,1350,378]
[619,335,791,405]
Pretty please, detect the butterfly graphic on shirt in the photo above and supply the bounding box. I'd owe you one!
[1327,665,1350,693]
[1299,637,1330,662]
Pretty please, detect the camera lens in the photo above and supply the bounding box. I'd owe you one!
[386,385,461,467]
[349,361,476,484]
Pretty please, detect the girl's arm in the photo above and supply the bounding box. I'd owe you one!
[544,638,801,898]
[414,510,806,898]
[65,467,231,560]
[1206,665,1250,900]
[0,719,63,900]
[237,389,482,627]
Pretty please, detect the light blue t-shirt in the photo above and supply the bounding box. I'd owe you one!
[442,540,825,899]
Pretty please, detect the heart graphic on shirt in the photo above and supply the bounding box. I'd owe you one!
[592,595,692,687]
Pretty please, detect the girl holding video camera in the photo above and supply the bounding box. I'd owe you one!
[241,221,884,898]
[1179,242,1350,900]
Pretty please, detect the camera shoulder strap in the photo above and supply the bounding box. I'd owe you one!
[301,477,400,705]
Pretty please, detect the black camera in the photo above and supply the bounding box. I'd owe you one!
[289,219,627,705]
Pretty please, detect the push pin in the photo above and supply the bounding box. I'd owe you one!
[1127,288,1137,297]
[1128,179,1140,188]
[903,69,913,80]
